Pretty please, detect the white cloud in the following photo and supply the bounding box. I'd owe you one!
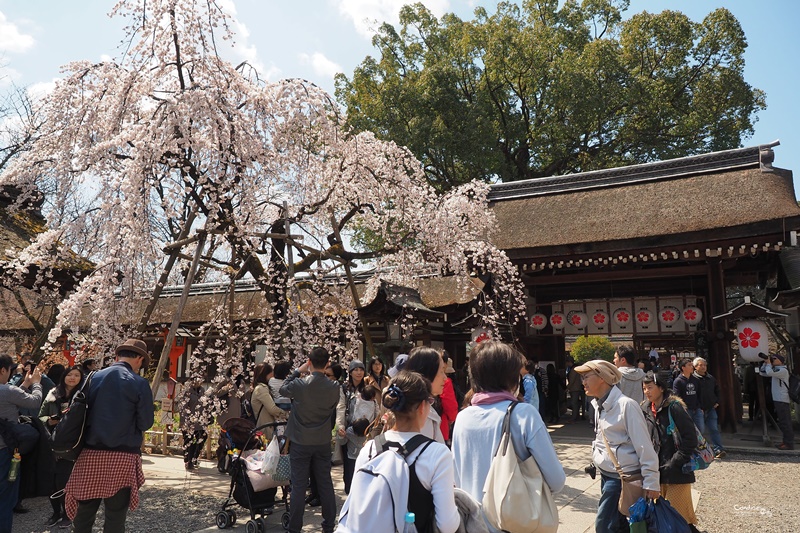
[0,11,35,53]
[335,0,450,38]
[27,79,59,101]
[299,52,343,80]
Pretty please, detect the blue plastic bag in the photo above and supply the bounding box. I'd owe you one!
[646,497,691,533]
[628,497,650,533]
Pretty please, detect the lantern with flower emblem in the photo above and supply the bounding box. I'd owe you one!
[592,310,609,328]
[471,327,492,344]
[613,308,631,328]
[682,306,703,326]
[567,311,589,329]
[635,308,654,327]
[530,313,548,331]
[736,319,769,362]
[659,305,681,328]
[550,312,566,330]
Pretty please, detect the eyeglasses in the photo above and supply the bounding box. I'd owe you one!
[324,372,335,378]
[580,372,598,382]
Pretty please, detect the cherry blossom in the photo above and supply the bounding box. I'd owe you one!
[0,0,525,421]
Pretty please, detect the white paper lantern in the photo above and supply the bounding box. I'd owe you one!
[591,310,609,327]
[635,308,654,327]
[682,306,703,326]
[737,319,769,362]
[659,305,681,327]
[550,312,566,330]
[613,308,631,327]
[567,311,589,329]
[530,313,548,330]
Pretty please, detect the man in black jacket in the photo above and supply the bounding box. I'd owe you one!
[693,357,726,458]
[280,347,341,533]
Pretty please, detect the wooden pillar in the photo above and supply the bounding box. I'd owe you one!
[707,258,737,432]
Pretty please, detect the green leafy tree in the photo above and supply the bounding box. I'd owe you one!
[336,0,765,190]
[570,335,616,364]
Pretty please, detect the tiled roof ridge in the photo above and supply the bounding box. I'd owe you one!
[488,141,779,202]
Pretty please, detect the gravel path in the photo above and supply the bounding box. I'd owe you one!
[694,452,800,533]
[11,486,221,533]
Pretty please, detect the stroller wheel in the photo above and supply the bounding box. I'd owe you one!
[228,510,237,526]
[281,511,290,530]
[215,511,230,529]
[258,517,269,531]
[245,519,259,533]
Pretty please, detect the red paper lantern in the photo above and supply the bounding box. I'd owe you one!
[550,312,566,330]
[682,306,703,326]
[613,308,631,327]
[635,308,654,327]
[659,305,681,327]
[530,313,548,330]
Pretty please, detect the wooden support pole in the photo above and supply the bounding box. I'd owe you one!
[150,231,208,400]
[329,212,375,360]
[137,212,197,333]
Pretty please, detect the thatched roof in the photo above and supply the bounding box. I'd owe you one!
[489,143,800,253]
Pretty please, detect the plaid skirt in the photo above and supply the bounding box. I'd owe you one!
[65,449,145,519]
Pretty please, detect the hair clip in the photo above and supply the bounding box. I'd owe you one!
[385,384,406,412]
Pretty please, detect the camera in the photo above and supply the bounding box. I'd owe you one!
[584,463,597,480]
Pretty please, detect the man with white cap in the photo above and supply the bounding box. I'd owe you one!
[575,360,660,533]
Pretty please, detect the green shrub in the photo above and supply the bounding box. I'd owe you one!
[570,336,616,365]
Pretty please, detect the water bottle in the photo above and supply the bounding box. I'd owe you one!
[403,512,418,533]
[7,449,21,482]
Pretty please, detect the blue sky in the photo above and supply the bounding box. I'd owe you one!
[1,0,798,192]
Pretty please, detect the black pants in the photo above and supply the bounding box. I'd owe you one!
[341,445,356,494]
[288,442,335,533]
[73,487,131,533]
[775,401,795,447]
[183,429,208,464]
[50,459,74,516]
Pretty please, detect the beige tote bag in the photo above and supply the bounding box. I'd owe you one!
[482,402,559,533]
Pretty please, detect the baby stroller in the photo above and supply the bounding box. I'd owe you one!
[215,420,290,532]
[217,417,260,474]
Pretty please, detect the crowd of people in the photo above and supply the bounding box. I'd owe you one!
[1,338,791,533]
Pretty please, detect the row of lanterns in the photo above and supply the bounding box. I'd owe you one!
[530,305,703,330]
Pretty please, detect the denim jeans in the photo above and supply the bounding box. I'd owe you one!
[288,442,336,533]
[703,408,725,452]
[690,408,705,433]
[72,487,131,533]
[0,447,21,533]
[596,474,628,533]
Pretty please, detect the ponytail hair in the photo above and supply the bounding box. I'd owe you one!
[382,371,431,418]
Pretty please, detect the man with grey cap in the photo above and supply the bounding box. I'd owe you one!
[576,360,660,533]
[66,338,154,533]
